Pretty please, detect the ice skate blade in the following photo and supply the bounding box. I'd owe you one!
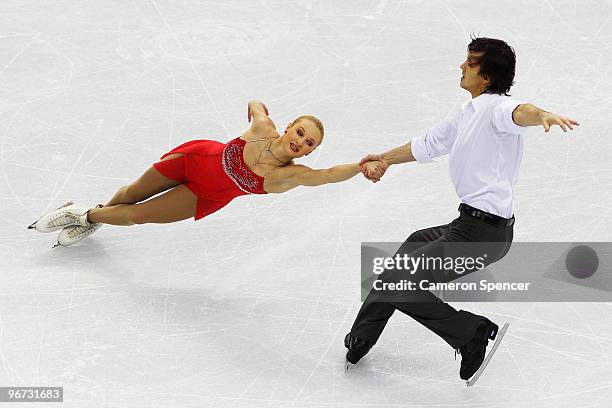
[466,322,509,387]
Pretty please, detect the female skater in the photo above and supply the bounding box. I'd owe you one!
[30,100,384,246]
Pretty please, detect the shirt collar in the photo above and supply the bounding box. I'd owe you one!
[466,92,498,112]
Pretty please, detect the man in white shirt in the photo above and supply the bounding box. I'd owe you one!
[345,37,578,383]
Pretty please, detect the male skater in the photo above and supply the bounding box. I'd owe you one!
[347,37,578,383]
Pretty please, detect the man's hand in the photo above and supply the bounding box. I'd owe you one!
[360,160,388,183]
[359,154,383,166]
[539,111,579,132]
[513,103,580,132]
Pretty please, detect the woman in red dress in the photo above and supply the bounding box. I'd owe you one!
[30,101,385,246]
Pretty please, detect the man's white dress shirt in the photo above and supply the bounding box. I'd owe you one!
[410,93,526,219]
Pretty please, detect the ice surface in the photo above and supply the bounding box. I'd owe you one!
[1,0,611,406]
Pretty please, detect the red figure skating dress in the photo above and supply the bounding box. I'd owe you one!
[153,137,269,220]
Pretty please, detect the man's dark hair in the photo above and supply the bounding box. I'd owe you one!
[467,36,516,96]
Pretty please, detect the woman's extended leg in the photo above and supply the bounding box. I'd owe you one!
[104,154,184,206]
[88,184,197,225]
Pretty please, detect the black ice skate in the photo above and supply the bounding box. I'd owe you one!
[458,320,509,387]
[344,333,374,370]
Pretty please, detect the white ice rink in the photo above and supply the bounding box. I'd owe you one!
[2,0,612,406]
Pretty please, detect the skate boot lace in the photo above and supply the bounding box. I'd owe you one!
[456,336,489,360]
[67,224,94,239]
[48,210,80,228]
[65,204,103,239]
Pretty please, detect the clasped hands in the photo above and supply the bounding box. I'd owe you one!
[359,154,389,183]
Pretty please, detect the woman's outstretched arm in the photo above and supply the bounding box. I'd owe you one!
[264,162,383,193]
[247,100,276,132]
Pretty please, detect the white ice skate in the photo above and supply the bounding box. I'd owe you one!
[53,204,104,247]
[55,223,103,247]
[28,202,91,233]
[28,201,73,231]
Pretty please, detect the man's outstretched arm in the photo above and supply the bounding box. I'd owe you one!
[361,111,462,180]
[512,103,579,132]
[362,143,417,166]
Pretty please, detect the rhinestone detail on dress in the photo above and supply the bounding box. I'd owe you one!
[221,138,265,194]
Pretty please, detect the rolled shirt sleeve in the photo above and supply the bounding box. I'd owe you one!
[409,134,433,163]
[410,111,461,163]
[492,99,525,135]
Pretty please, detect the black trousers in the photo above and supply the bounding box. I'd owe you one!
[350,209,514,350]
